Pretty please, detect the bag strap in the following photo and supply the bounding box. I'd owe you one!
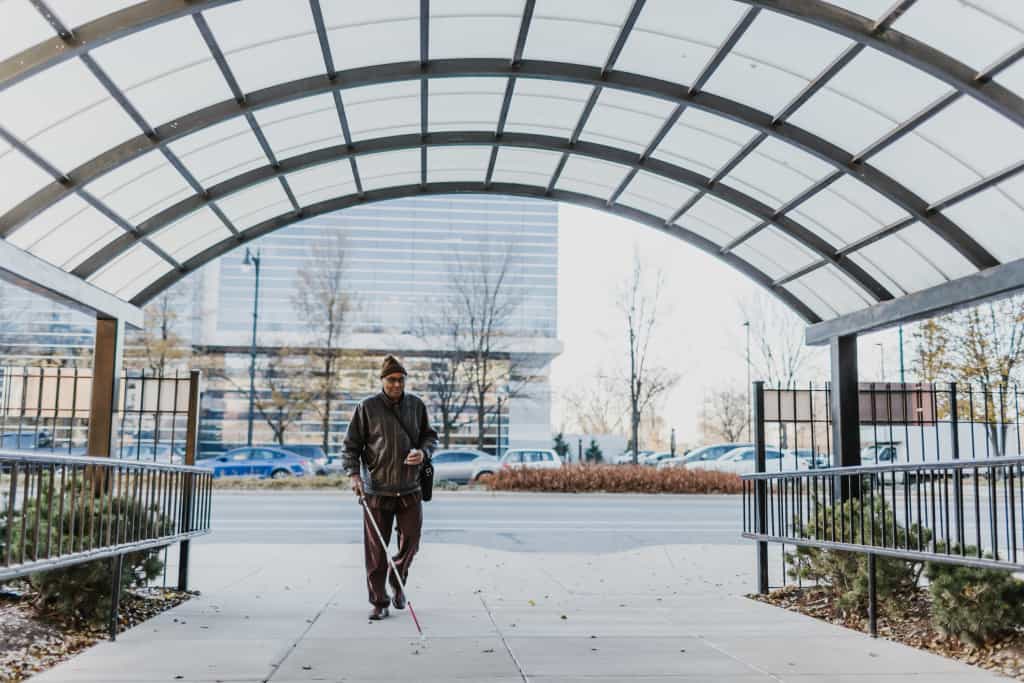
[380,395,422,452]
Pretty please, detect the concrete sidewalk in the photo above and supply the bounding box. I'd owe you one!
[30,542,1006,682]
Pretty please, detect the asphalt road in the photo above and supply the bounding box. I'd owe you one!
[199,491,744,552]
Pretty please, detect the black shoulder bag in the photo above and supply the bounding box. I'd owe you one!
[382,400,434,502]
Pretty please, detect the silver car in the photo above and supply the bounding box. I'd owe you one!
[500,448,563,471]
[432,449,498,484]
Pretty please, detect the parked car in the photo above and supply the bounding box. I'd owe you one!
[195,446,313,479]
[640,451,676,467]
[614,450,654,465]
[432,449,498,484]
[787,448,830,470]
[709,446,791,475]
[117,441,185,465]
[658,443,752,470]
[500,448,563,471]
[279,444,329,475]
[1,430,55,450]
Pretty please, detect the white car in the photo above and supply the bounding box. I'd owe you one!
[500,448,563,470]
[431,449,498,484]
[657,443,751,470]
[640,451,676,467]
[712,446,814,475]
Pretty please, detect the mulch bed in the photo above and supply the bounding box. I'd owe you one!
[751,585,1024,680]
[0,581,195,682]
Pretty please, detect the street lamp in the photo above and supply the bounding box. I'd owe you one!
[743,320,751,441]
[875,342,885,382]
[242,247,262,447]
[898,324,906,383]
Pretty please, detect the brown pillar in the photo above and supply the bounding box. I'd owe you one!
[87,317,124,458]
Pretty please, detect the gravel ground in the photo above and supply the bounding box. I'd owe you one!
[752,586,1024,680]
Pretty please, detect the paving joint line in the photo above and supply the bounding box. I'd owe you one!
[262,584,344,682]
[698,634,784,682]
[480,593,530,683]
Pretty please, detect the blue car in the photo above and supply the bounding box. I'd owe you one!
[197,446,313,479]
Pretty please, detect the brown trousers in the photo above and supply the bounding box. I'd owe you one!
[362,492,422,607]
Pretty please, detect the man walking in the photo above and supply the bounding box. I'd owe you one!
[343,355,438,620]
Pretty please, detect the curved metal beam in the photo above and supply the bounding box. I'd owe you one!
[73,130,893,304]
[126,181,824,324]
[3,0,1020,131]
[0,59,996,272]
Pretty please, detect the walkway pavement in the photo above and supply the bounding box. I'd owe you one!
[29,540,1007,682]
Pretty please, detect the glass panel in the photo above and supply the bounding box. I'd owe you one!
[943,176,1024,262]
[0,147,53,216]
[429,78,506,133]
[617,171,694,221]
[733,241,791,280]
[215,178,292,230]
[204,0,324,94]
[703,53,808,115]
[652,107,755,176]
[616,0,746,87]
[793,264,873,316]
[7,196,123,271]
[0,58,142,173]
[169,117,268,188]
[898,222,978,280]
[430,1,522,60]
[554,156,631,199]
[814,48,952,131]
[46,0,138,28]
[89,244,173,300]
[726,138,832,210]
[782,279,839,320]
[151,208,232,262]
[358,149,422,191]
[524,0,633,68]
[0,0,57,63]
[579,88,675,155]
[503,78,591,138]
[427,146,490,183]
[342,81,420,141]
[90,18,231,127]
[679,195,759,241]
[787,87,896,155]
[826,0,893,21]
[254,94,344,159]
[323,0,419,72]
[851,229,949,293]
[913,97,1024,183]
[792,176,909,248]
[996,60,1024,99]
[674,212,735,247]
[85,150,193,224]
[893,0,1023,72]
[847,252,905,297]
[286,160,357,206]
[491,147,562,186]
[870,131,982,203]
[735,226,819,279]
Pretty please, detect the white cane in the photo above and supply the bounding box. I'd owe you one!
[359,495,424,638]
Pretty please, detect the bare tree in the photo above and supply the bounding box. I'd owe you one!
[740,291,822,390]
[700,388,750,443]
[125,282,195,374]
[252,348,314,445]
[618,253,679,463]
[448,248,533,452]
[413,304,474,448]
[559,373,625,435]
[293,233,353,456]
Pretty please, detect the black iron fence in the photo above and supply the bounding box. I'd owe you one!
[743,380,1024,637]
[0,366,197,462]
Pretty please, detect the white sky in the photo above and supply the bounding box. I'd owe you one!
[549,203,904,446]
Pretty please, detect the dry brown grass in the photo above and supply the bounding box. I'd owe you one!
[211,474,349,490]
[482,464,743,494]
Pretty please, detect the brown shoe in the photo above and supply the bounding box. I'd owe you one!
[368,605,389,620]
[392,591,406,610]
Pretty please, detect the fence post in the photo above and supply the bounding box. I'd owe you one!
[830,334,861,501]
[867,552,877,638]
[178,371,201,592]
[109,552,123,641]
[754,381,769,595]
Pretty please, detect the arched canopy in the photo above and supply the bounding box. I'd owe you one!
[1,0,1023,329]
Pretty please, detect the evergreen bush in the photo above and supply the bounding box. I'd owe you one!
[925,550,1024,645]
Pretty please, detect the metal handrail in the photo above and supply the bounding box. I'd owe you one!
[0,449,206,472]
[742,454,1024,479]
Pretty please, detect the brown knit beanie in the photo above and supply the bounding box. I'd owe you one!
[380,354,407,378]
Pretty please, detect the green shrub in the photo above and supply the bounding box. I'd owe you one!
[926,550,1024,645]
[786,496,927,617]
[9,472,170,624]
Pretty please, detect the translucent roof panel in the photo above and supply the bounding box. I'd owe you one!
[491,148,563,186]
[204,0,324,95]
[430,0,522,60]
[2,1,1023,323]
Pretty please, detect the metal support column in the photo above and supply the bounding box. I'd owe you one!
[754,380,769,594]
[87,317,124,458]
[178,370,201,592]
[867,552,878,637]
[109,553,124,640]
[830,334,861,500]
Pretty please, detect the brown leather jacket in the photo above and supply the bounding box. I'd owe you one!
[342,392,438,496]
